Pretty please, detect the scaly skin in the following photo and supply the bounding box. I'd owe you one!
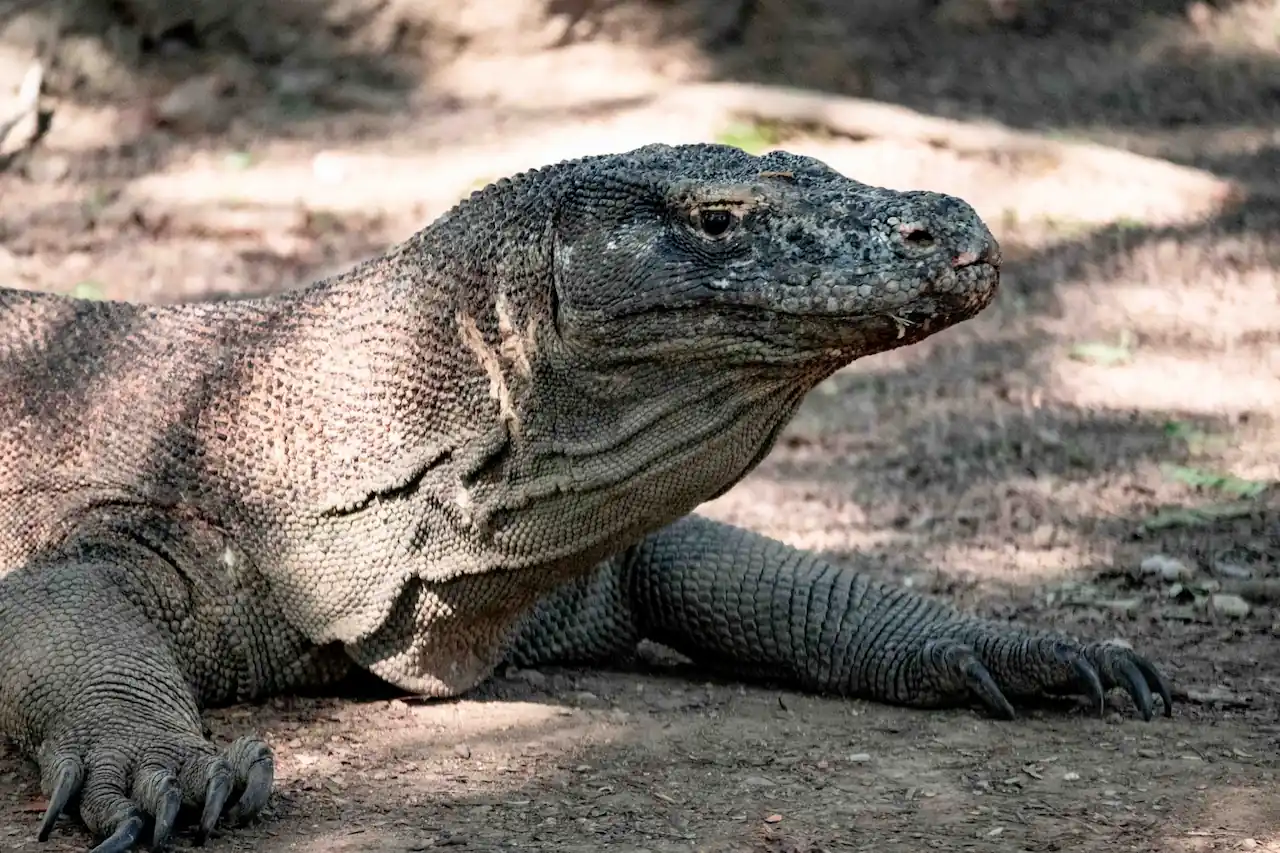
[0,144,1170,852]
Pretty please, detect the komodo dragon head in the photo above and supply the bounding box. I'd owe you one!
[546,145,1000,367]
[392,142,1001,575]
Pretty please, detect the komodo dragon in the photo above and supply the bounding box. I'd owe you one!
[0,143,1170,852]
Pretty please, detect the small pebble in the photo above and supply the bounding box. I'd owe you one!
[1140,555,1193,582]
[1212,560,1253,580]
[155,73,229,134]
[1209,593,1251,619]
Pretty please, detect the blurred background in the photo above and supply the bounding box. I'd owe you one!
[1,2,1279,851]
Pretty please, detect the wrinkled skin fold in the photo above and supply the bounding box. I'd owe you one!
[0,144,1170,851]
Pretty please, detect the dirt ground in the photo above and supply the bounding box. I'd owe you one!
[1,1,1279,851]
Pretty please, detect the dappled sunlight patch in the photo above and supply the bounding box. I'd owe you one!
[290,830,428,852]
[918,539,1091,587]
[1058,276,1280,351]
[1051,351,1280,420]
[264,697,640,808]
[386,697,603,744]
[698,476,891,555]
[1043,239,1280,355]
[702,469,1105,588]
[117,98,722,222]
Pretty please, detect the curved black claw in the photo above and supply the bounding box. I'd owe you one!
[922,638,1019,719]
[1085,642,1173,720]
[151,780,183,848]
[1069,654,1106,717]
[1112,658,1154,721]
[962,655,1016,721]
[195,766,232,846]
[38,757,83,842]
[1135,656,1173,718]
[226,740,275,826]
[87,814,143,853]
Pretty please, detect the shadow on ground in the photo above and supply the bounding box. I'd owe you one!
[7,663,1276,852]
[0,0,419,97]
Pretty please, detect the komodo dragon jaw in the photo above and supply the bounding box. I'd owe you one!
[0,143,1170,853]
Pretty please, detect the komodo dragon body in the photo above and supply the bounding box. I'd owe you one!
[0,144,1169,852]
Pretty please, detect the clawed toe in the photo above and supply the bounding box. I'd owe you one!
[196,763,232,845]
[34,732,274,852]
[960,653,1016,721]
[1033,639,1173,721]
[224,736,275,827]
[1085,643,1173,721]
[1067,654,1105,716]
[923,638,1017,719]
[923,632,1174,722]
[87,814,143,853]
[39,756,83,842]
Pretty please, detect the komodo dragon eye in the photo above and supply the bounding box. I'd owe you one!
[696,208,735,237]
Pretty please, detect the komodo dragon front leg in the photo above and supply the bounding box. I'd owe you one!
[508,515,1171,719]
[0,540,274,853]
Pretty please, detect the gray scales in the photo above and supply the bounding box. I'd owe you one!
[0,143,1170,852]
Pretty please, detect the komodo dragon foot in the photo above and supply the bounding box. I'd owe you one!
[895,630,1171,721]
[0,556,275,852]
[36,733,272,852]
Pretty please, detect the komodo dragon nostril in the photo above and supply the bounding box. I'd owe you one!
[906,224,936,244]
[899,225,935,247]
